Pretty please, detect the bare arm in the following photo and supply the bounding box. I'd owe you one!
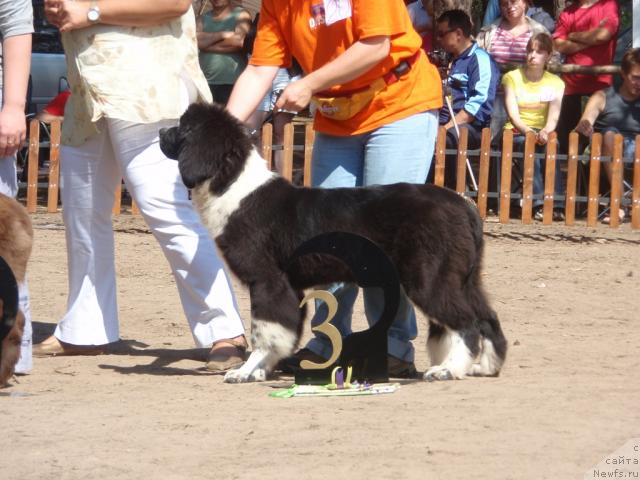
[503,85,531,135]
[226,65,280,122]
[274,36,391,113]
[538,90,564,145]
[568,25,614,46]
[443,109,476,131]
[554,37,588,55]
[199,11,251,53]
[44,0,192,32]
[0,33,31,157]
[573,90,606,137]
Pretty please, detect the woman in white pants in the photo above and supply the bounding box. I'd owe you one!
[35,0,247,372]
[0,0,34,374]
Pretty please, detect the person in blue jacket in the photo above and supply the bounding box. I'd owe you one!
[434,9,500,189]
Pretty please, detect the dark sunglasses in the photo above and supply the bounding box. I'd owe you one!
[436,28,457,38]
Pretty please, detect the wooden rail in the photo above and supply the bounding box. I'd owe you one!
[21,119,639,229]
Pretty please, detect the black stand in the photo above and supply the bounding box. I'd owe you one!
[0,256,19,348]
[288,232,400,385]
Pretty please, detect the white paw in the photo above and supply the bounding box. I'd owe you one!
[423,365,456,382]
[224,367,267,383]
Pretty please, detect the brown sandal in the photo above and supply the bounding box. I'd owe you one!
[205,336,248,373]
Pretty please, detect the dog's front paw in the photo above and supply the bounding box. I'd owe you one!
[224,367,267,383]
[423,365,456,382]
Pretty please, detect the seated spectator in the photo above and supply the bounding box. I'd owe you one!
[483,0,556,32]
[553,0,619,154]
[35,89,70,124]
[476,0,551,144]
[434,9,500,189]
[196,0,251,105]
[406,0,434,52]
[574,47,640,224]
[503,32,565,220]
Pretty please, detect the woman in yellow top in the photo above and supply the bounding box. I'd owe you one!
[503,32,565,220]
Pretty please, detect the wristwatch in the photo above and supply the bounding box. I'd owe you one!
[87,1,101,23]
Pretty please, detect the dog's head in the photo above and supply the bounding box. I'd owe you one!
[159,103,254,194]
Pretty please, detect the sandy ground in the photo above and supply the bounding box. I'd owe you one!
[1,212,639,480]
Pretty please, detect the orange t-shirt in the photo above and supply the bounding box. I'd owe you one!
[250,0,443,136]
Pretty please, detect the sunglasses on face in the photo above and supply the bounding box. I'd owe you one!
[436,28,457,38]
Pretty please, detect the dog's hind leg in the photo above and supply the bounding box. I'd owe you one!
[224,279,303,383]
[468,298,507,377]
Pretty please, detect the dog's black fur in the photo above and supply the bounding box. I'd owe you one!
[159,103,507,383]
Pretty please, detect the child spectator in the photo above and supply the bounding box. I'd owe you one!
[503,32,565,220]
[574,47,640,223]
[476,0,551,144]
[435,9,500,189]
[553,0,619,152]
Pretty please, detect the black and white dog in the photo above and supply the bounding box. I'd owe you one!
[159,103,507,383]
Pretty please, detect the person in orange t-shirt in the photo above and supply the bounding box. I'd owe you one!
[226,0,442,377]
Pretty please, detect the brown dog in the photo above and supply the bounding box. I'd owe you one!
[0,193,33,387]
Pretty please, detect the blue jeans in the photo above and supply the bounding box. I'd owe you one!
[512,134,564,209]
[305,110,438,363]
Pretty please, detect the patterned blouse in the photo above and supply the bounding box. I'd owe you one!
[61,7,212,146]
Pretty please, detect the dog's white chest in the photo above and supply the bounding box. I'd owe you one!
[191,148,274,238]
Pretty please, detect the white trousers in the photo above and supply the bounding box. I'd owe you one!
[0,155,32,373]
[55,116,245,347]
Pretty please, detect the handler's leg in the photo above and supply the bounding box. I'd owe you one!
[304,131,363,358]
[361,111,437,365]
[54,125,123,345]
[107,118,245,347]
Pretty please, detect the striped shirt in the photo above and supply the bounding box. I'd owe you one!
[488,26,532,65]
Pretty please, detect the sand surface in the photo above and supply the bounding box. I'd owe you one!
[2,212,639,480]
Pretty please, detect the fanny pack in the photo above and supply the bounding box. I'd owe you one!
[311,51,420,121]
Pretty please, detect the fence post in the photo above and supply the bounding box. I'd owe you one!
[281,122,294,181]
[26,118,40,213]
[587,133,602,227]
[47,120,61,213]
[499,129,513,224]
[455,127,468,194]
[303,122,314,187]
[542,132,558,225]
[521,131,536,224]
[261,122,273,171]
[608,134,624,228]
[477,128,491,218]
[434,127,446,187]
[632,137,640,229]
[564,132,579,226]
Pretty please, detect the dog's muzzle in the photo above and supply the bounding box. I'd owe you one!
[159,127,181,160]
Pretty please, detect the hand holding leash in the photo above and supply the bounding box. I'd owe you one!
[274,78,309,113]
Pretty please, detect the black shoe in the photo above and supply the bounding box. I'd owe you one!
[278,348,418,379]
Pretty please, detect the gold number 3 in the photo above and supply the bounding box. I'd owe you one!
[298,290,342,370]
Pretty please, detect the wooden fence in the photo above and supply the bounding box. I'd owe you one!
[22,118,639,229]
